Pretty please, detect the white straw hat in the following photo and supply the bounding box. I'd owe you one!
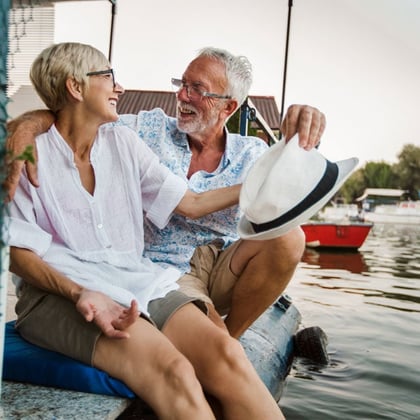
[238,135,358,240]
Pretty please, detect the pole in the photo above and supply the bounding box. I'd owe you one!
[239,98,249,136]
[0,0,11,401]
[279,0,293,138]
[108,0,117,62]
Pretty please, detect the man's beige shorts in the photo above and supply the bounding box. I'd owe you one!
[177,239,241,316]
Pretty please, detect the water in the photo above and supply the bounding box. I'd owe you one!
[281,223,420,420]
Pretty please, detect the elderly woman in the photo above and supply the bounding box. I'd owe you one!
[6,42,284,419]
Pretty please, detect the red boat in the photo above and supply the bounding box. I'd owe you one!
[300,221,373,249]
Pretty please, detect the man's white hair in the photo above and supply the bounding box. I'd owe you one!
[196,47,253,109]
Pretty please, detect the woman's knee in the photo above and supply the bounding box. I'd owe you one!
[161,353,198,390]
[210,334,250,378]
[121,345,201,402]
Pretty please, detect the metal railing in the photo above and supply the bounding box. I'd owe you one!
[239,97,280,146]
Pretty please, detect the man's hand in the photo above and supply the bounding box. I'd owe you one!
[281,104,326,150]
[4,110,55,201]
[76,289,139,339]
[4,126,39,201]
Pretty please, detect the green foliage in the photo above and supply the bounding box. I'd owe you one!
[363,161,396,188]
[337,143,420,203]
[12,145,35,164]
[339,168,366,203]
[392,144,420,200]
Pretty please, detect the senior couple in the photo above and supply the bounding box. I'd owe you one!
[5,42,326,419]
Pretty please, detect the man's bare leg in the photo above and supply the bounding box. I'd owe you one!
[226,226,305,338]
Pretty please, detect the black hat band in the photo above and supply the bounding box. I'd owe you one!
[250,160,339,234]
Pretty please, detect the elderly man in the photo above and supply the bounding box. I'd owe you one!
[6,47,326,338]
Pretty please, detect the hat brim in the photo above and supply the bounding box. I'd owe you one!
[237,156,358,240]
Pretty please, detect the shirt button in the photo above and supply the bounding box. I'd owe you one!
[97,223,103,229]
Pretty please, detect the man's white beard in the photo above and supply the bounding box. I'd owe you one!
[176,117,201,134]
[176,103,221,134]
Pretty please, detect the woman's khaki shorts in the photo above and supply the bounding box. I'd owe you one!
[14,284,205,366]
[177,239,241,316]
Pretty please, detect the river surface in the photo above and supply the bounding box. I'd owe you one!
[280,223,420,419]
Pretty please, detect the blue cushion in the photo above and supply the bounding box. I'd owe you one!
[2,321,135,398]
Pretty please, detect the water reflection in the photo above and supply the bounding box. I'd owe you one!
[302,248,368,274]
[362,224,420,278]
[298,223,420,313]
[283,223,420,420]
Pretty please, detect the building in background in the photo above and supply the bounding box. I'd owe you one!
[7,3,54,97]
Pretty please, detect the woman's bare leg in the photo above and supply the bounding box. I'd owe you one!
[93,317,215,420]
[164,304,285,420]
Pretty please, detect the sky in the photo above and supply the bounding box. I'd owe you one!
[54,0,420,167]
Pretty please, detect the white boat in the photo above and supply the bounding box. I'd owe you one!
[318,203,362,222]
[364,201,420,224]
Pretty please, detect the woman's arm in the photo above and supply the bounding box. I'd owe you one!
[174,184,241,219]
[10,246,82,302]
[10,247,138,338]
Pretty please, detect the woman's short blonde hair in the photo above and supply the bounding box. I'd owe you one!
[30,42,110,113]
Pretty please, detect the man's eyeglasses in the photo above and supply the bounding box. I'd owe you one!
[86,68,116,88]
[171,78,231,100]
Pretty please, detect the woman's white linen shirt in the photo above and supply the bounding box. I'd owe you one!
[6,124,188,314]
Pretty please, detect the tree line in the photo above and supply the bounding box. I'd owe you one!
[338,144,420,203]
